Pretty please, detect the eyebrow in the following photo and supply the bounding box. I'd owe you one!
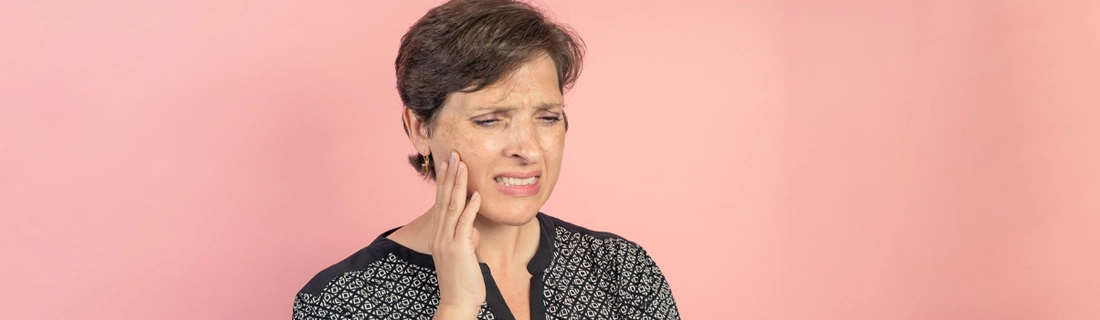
[474,102,564,113]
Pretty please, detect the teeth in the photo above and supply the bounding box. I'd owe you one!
[495,176,537,186]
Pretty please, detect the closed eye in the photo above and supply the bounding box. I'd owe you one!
[473,119,500,127]
[540,116,562,124]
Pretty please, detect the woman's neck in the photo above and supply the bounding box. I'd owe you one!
[389,210,541,275]
[472,214,541,274]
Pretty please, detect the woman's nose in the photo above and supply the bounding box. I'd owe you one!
[504,120,542,163]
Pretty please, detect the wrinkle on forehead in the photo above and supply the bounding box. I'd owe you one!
[435,54,563,130]
[472,54,562,109]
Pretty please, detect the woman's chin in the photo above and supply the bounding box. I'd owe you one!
[476,204,541,227]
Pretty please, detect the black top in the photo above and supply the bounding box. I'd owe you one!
[292,213,680,320]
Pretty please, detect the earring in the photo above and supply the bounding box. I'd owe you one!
[421,154,431,174]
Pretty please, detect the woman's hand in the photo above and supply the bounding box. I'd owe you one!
[428,152,485,319]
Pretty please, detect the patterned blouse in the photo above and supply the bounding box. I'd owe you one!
[292,213,680,320]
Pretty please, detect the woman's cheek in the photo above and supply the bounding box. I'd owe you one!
[542,131,565,152]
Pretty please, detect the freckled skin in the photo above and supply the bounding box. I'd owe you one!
[395,54,565,320]
[425,54,566,226]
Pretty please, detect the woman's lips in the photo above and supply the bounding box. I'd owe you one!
[493,176,540,197]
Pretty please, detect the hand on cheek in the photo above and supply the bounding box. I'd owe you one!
[427,152,485,315]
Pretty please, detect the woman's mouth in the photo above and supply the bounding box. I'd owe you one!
[494,176,538,186]
[493,174,540,197]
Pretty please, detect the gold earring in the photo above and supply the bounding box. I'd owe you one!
[421,154,431,174]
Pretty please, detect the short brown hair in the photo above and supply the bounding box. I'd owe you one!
[397,0,585,180]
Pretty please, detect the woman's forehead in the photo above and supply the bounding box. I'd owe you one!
[450,91,563,113]
[469,102,565,115]
[447,57,564,112]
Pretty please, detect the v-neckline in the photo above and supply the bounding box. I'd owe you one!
[375,213,557,320]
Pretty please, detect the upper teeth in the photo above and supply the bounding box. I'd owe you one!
[495,176,537,186]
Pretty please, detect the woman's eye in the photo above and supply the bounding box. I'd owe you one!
[474,119,499,127]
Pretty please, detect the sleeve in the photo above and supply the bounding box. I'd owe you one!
[292,292,352,320]
[616,245,681,320]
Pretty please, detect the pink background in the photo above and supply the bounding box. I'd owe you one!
[2,0,1099,319]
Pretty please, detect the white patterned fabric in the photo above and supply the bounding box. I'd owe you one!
[293,213,679,320]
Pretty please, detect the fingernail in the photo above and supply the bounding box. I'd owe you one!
[471,191,479,199]
[450,152,457,166]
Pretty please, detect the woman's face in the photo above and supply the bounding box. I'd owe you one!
[417,54,566,226]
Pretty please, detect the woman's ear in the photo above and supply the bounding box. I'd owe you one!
[402,108,431,155]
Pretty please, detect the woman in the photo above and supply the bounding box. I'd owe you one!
[293,1,679,319]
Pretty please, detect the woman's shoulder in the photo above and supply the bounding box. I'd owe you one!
[538,213,679,318]
[542,213,624,241]
[540,213,656,263]
[295,227,435,297]
[295,240,390,297]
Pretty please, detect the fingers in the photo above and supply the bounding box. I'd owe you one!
[430,151,480,244]
[431,155,451,237]
[450,157,468,216]
[427,152,487,310]
[441,153,464,238]
[455,191,480,242]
